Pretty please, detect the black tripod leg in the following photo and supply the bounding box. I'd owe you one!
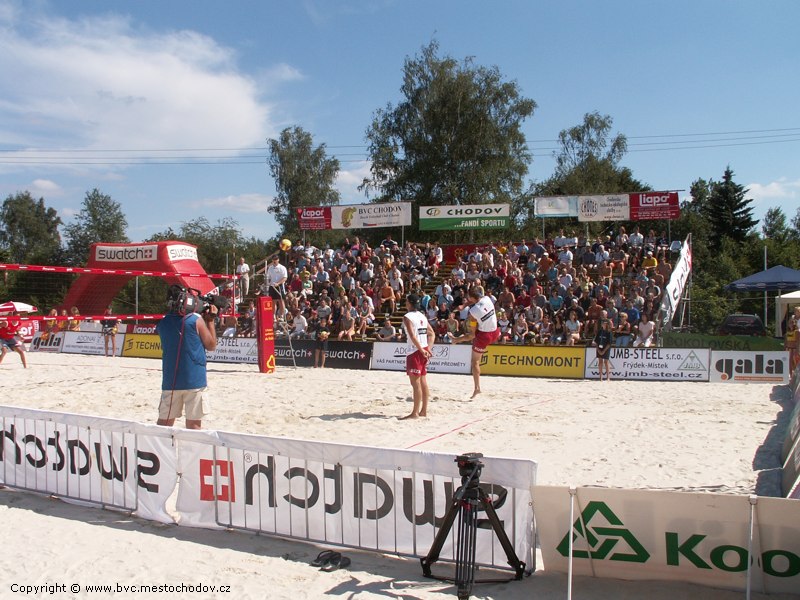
[455,501,479,600]
[480,493,526,579]
[420,496,461,577]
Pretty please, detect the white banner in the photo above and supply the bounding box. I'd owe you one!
[206,337,258,364]
[535,486,800,594]
[61,331,124,356]
[331,202,411,229]
[709,351,790,384]
[370,342,472,374]
[577,194,630,222]
[584,347,710,381]
[0,406,176,523]
[176,431,536,569]
[534,196,578,217]
[659,235,692,327]
[30,331,65,353]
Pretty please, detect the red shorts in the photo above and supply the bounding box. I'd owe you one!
[406,348,429,376]
[472,328,500,353]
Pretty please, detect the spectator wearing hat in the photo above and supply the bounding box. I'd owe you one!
[641,250,658,275]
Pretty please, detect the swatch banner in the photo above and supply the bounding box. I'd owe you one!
[0,406,177,524]
[629,191,680,221]
[176,431,536,570]
[370,342,472,374]
[419,204,510,231]
[274,339,372,370]
[535,486,800,594]
[577,195,630,222]
[708,351,789,384]
[534,196,578,218]
[584,348,710,381]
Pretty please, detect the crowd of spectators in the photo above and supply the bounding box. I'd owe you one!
[233,225,674,347]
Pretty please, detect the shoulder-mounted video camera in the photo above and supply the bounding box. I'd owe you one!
[166,285,230,316]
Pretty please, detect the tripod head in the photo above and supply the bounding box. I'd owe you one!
[455,453,484,489]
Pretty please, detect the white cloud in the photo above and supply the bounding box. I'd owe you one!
[0,6,294,160]
[336,160,372,202]
[30,178,63,196]
[59,207,77,219]
[747,178,800,203]
[190,193,271,213]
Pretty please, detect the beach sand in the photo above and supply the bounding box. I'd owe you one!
[1,353,796,599]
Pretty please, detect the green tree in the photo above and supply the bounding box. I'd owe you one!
[64,188,129,265]
[267,126,340,241]
[762,206,789,241]
[525,112,647,237]
[0,191,63,264]
[361,40,535,240]
[704,166,758,248]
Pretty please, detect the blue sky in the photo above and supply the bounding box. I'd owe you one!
[0,0,798,244]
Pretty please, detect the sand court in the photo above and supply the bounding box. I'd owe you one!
[0,352,795,599]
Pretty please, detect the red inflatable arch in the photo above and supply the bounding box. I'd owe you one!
[61,241,217,315]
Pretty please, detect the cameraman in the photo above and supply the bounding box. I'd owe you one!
[156,287,218,430]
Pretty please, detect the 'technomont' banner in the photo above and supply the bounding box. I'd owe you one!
[419,204,510,231]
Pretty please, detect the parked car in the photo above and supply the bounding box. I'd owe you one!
[717,313,766,336]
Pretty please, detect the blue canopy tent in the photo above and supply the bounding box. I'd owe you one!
[725,265,800,333]
[725,265,800,292]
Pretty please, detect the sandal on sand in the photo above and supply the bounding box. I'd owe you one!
[311,550,339,567]
[321,555,351,572]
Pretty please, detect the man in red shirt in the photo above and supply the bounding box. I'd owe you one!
[0,315,28,368]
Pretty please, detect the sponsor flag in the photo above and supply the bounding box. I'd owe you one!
[257,297,275,373]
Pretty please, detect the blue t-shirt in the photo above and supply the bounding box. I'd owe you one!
[157,313,208,390]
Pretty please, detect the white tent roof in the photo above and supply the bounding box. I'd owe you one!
[776,290,800,335]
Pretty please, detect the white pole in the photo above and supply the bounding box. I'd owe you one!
[764,246,768,327]
[746,495,757,600]
[568,486,576,600]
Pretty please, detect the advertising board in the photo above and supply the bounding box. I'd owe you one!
[419,204,510,231]
[584,347,710,381]
[121,334,162,358]
[535,486,800,594]
[709,351,789,384]
[62,331,123,356]
[371,342,471,373]
[480,346,584,379]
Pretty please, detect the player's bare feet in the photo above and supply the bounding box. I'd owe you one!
[471,389,481,399]
[399,413,419,420]
[419,412,427,417]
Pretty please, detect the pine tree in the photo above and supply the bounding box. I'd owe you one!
[704,166,758,247]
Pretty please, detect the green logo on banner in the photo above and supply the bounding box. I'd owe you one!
[556,501,650,563]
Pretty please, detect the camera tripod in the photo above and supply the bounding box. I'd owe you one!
[420,453,525,600]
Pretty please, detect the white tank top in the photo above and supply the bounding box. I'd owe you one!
[469,296,498,332]
[403,310,429,353]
